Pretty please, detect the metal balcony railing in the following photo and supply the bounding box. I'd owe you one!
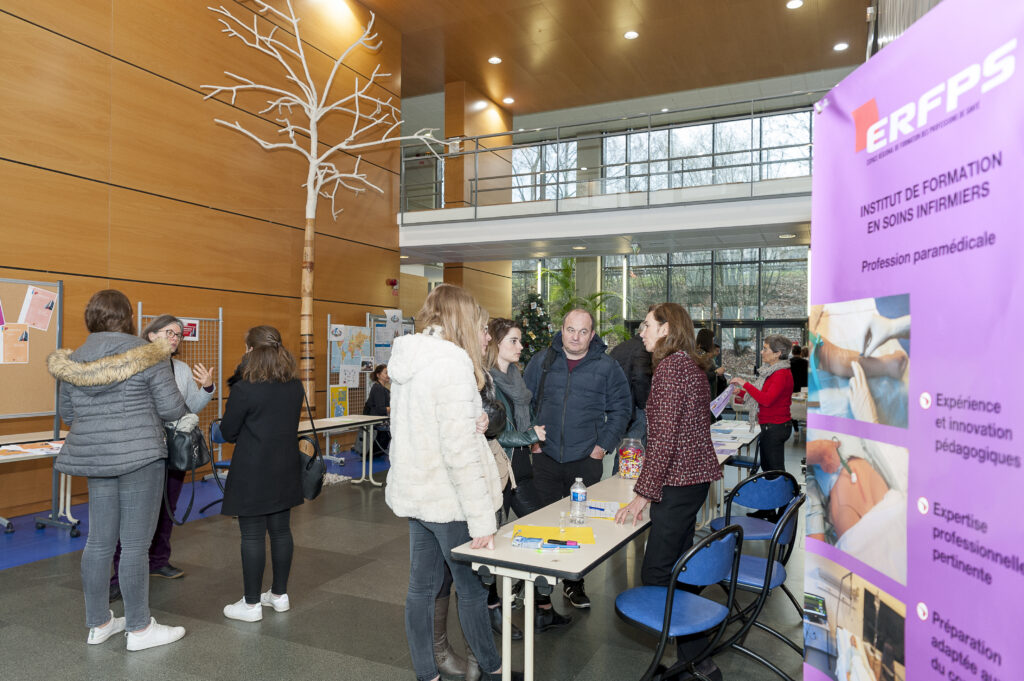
[400,89,827,219]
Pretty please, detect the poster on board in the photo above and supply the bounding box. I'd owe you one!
[329,386,348,417]
[18,286,56,331]
[805,2,1022,680]
[0,324,30,364]
[180,318,199,342]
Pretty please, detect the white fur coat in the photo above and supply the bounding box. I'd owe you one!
[384,329,502,539]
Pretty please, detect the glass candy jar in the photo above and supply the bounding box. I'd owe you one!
[618,438,645,479]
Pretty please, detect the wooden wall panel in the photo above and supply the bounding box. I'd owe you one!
[444,262,512,319]
[109,62,310,227]
[0,164,111,277]
[399,272,429,317]
[313,237,398,307]
[312,162,399,248]
[0,0,403,518]
[0,13,111,180]
[0,0,112,54]
[107,189,304,298]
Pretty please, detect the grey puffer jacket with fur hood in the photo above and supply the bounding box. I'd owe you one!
[47,332,187,477]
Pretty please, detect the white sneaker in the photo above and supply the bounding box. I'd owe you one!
[223,597,263,622]
[260,590,290,612]
[87,610,126,645]
[125,618,186,651]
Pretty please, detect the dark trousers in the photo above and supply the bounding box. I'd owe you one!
[641,483,711,587]
[758,422,792,474]
[238,508,293,604]
[504,446,543,521]
[533,453,603,507]
[642,482,717,671]
[534,453,603,591]
[111,468,185,584]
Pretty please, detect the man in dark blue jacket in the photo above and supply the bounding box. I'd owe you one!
[524,309,631,609]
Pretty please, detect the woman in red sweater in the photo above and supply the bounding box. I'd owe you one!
[729,334,794,477]
[615,303,725,679]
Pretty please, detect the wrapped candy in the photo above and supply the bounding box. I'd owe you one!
[618,438,645,479]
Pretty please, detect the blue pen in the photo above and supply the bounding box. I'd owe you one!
[588,505,604,511]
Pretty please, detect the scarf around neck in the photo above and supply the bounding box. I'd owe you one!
[490,363,532,431]
[745,359,791,425]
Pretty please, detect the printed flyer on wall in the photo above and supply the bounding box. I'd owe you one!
[805,2,1022,680]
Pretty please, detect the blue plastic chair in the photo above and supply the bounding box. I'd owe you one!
[708,470,800,542]
[723,433,760,479]
[714,494,806,681]
[615,525,744,681]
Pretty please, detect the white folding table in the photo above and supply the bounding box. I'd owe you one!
[298,414,390,486]
[452,475,651,681]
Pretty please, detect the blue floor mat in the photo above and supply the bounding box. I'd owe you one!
[0,450,389,571]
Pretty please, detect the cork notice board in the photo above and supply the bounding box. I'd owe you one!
[0,278,62,419]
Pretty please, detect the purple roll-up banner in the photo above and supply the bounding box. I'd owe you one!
[804,2,1023,681]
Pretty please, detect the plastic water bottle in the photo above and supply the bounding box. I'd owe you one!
[569,477,587,526]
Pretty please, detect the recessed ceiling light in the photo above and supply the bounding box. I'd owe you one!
[580,167,588,171]
[624,30,639,40]
[833,42,849,52]
[572,245,587,250]
[779,233,797,239]
[502,97,514,104]
[400,255,409,259]
[786,0,803,9]
[660,107,669,113]
[488,56,502,64]
[517,128,525,132]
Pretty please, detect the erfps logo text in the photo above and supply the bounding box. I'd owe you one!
[853,39,1016,154]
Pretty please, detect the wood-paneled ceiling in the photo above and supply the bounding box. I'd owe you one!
[358,0,869,114]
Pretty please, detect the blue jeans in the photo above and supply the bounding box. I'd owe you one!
[407,519,501,680]
[83,460,165,631]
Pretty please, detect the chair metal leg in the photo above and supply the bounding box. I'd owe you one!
[780,584,803,619]
[751,620,804,654]
[199,498,222,514]
[730,643,797,681]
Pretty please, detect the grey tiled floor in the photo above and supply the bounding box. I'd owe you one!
[0,438,807,681]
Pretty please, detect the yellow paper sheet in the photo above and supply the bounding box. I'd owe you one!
[512,525,596,544]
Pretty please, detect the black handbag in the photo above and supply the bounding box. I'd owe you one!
[165,419,212,472]
[299,392,327,500]
[164,417,221,526]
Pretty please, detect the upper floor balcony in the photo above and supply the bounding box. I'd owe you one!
[398,91,823,261]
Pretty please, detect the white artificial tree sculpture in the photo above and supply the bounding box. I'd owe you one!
[202,0,437,409]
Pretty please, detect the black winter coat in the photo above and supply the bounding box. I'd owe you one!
[219,378,305,516]
[608,336,652,417]
[523,333,631,463]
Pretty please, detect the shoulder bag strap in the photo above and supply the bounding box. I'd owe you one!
[302,390,322,455]
[534,347,558,410]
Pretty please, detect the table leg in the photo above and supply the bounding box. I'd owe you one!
[61,474,78,524]
[524,579,535,681]
[502,577,513,681]
[352,424,383,486]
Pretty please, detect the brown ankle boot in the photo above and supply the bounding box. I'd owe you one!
[465,645,482,681]
[434,596,468,679]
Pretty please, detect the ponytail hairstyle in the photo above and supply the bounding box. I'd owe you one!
[647,302,699,369]
[485,317,518,370]
[416,284,486,390]
[692,326,715,371]
[240,325,296,383]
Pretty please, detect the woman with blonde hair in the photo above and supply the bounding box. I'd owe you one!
[386,284,521,681]
[218,325,305,622]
